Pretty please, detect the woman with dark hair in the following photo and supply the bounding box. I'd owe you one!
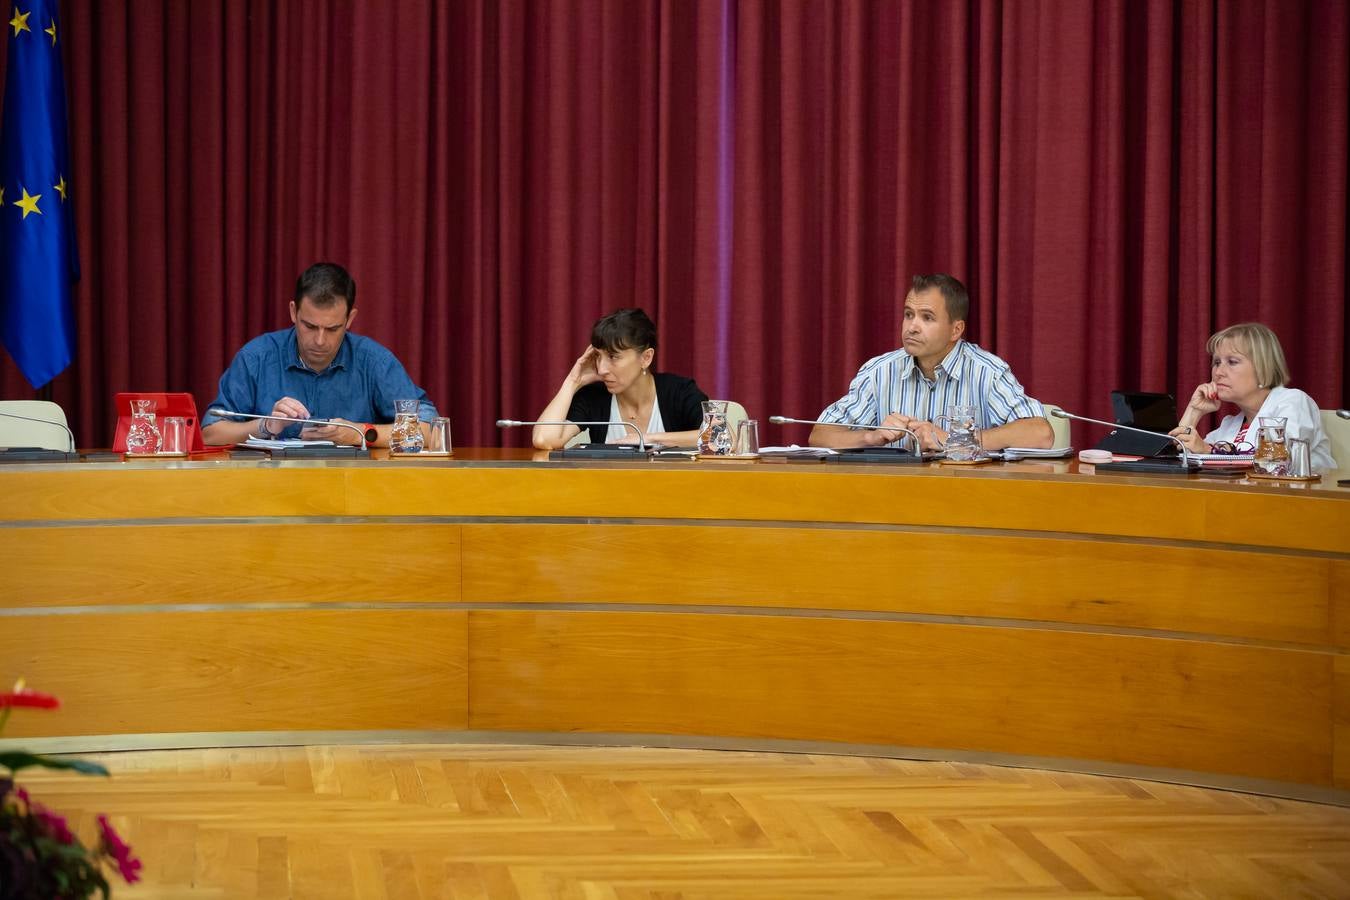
[532,308,709,450]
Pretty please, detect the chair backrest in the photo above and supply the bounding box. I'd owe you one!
[1320,409,1350,476]
[1042,403,1072,449]
[0,400,73,451]
[563,399,749,448]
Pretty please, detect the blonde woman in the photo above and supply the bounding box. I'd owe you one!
[1170,323,1335,473]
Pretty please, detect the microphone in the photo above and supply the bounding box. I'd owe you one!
[207,408,368,451]
[768,415,923,460]
[1338,410,1350,420]
[0,409,76,452]
[1050,408,1196,470]
[496,419,648,451]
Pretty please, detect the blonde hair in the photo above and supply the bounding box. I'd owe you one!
[1206,323,1290,389]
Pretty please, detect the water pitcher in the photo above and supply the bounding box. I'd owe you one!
[936,404,985,462]
[698,400,733,455]
[125,398,161,454]
[390,399,424,453]
[1253,416,1289,476]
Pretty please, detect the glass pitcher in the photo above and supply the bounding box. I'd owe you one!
[698,400,733,455]
[936,404,985,461]
[125,398,161,454]
[390,399,424,453]
[1253,416,1290,476]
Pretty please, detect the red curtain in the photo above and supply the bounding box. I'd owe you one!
[2,0,1345,448]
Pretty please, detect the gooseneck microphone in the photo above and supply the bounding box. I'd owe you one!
[1050,408,1195,469]
[0,409,76,452]
[496,419,648,451]
[768,415,924,460]
[207,408,368,451]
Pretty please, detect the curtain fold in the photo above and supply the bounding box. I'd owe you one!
[1,0,1344,447]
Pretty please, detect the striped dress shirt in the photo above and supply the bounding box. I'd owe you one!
[818,341,1045,447]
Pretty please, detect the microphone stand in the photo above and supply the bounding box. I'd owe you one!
[1050,408,1199,474]
[496,419,649,457]
[768,416,924,462]
[207,408,368,453]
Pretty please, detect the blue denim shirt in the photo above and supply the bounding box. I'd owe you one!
[202,328,437,437]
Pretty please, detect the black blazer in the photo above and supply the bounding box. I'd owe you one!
[566,372,709,444]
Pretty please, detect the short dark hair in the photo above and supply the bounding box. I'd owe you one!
[910,273,969,324]
[295,262,356,313]
[590,308,657,353]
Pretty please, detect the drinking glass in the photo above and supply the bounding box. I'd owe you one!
[1287,438,1311,478]
[125,399,161,454]
[390,399,424,453]
[735,419,760,456]
[429,417,452,454]
[160,416,189,455]
[1253,416,1289,476]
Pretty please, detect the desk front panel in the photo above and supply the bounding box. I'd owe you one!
[2,457,1346,794]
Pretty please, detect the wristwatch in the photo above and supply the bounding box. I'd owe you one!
[362,424,378,444]
[255,419,275,439]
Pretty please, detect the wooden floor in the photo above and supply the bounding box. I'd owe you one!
[22,743,1350,899]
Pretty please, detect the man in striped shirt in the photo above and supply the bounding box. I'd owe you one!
[809,274,1053,451]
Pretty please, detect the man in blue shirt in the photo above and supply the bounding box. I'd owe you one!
[201,263,437,447]
[809,273,1052,451]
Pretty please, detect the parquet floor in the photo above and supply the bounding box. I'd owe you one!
[20,743,1350,899]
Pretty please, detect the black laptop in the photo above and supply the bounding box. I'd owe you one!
[1096,391,1179,456]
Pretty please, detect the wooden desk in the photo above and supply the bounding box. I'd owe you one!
[2,452,1347,801]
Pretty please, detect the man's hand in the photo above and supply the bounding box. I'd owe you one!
[907,420,948,452]
[300,417,363,446]
[260,396,311,435]
[863,412,913,446]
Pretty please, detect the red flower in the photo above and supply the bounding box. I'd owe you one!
[0,687,60,710]
[97,815,142,884]
[34,806,75,845]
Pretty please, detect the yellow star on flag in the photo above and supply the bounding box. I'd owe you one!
[54,176,66,201]
[0,187,5,206]
[14,186,42,218]
[9,6,30,36]
[44,17,54,45]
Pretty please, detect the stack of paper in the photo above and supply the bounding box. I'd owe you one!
[240,436,336,450]
[757,445,839,458]
[999,447,1075,461]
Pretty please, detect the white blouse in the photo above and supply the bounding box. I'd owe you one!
[1204,386,1336,473]
[606,394,665,444]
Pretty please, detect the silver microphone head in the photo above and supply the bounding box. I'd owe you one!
[1338,410,1350,420]
[495,419,518,428]
[1049,408,1070,419]
[768,416,790,424]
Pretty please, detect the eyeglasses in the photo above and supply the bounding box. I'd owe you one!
[1210,440,1254,455]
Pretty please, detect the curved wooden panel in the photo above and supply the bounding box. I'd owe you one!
[461,523,1333,644]
[0,610,468,737]
[467,610,1330,784]
[1,455,1347,794]
[2,523,461,607]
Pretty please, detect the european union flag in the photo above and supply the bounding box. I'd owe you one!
[0,0,78,388]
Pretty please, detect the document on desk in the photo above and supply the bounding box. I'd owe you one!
[240,436,337,450]
[1190,453,1255,467]
[757,445,839,458]
[998,447,1075,461]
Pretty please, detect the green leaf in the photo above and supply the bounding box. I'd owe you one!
[0,751,109,777]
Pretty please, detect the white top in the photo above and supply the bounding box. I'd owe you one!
[1204,386,1336,474]
[606,395,665,444]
